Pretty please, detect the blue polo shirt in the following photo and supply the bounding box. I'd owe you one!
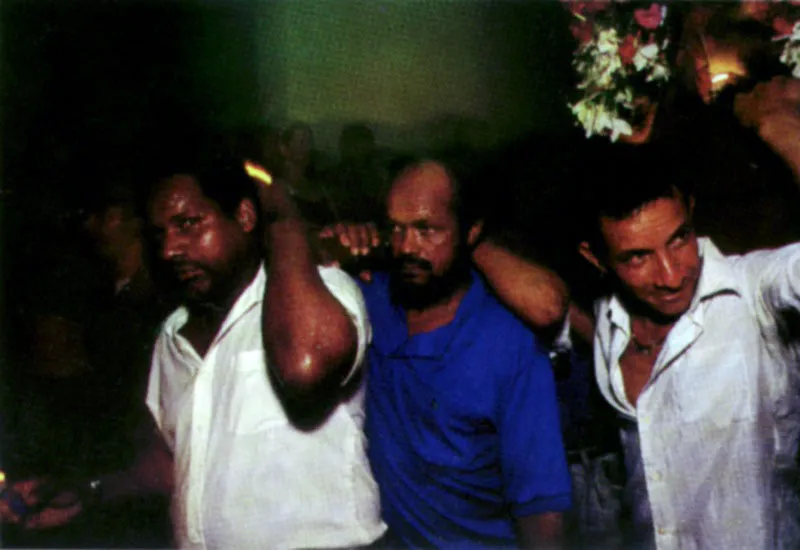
[361,272,572,548]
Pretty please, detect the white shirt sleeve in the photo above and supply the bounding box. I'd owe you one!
[735,244,800,312]
[318,266,372,385]
[734,243,800,354]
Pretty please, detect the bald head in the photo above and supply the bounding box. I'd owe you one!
[388,161,458,224]
[385,159,482,310]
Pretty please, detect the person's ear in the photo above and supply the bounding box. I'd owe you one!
[466,220,484,247]
[236,199,258,233]
[579,241,607,275]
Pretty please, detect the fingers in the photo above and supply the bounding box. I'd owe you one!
[24,500,83,530]
[11,478,42,508]
[330,222,381,255]
[0,478,85,530]
[0,497,19,524]
[1,478,43,524]
[317,222,383,271]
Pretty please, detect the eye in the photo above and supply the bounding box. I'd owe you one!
[177,217,201,231]
[622,252,648,267]
[670,227,693,248]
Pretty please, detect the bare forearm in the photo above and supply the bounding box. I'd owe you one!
[760,122,800,184]
[263,217,357,395]
[472,240,568,330]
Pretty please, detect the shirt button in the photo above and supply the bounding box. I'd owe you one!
[651,471,662,482]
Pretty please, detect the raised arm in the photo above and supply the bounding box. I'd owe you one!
[318,223,569,332]
[259,179,362,402]
[735,76,800,183]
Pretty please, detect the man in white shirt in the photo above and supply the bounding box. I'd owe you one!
[4,153,385,549]
[572,78,800,549]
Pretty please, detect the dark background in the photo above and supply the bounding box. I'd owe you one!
[0,0,580,368]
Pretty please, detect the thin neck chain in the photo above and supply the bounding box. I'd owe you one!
[630,331,667,356]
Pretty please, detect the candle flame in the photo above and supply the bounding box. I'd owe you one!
[0,470,6,485]
[711,73,730,85]
[244,161,272,186]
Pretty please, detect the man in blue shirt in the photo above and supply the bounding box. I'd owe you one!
[345,156,572,548]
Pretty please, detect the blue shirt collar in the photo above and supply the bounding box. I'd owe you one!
[377,270,488,359]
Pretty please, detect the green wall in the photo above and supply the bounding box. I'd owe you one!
[256,1,572,152]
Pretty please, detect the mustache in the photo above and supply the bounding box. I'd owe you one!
[167,261,206,276]
[394,255,433,271]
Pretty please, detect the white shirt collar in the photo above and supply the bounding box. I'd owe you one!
[163,263,266,350]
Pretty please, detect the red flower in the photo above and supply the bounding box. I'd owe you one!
[565,0,611,17]
[773,16,795,36]
[634,4,664,30]
[570,19,594,45]
[619,35,638,65]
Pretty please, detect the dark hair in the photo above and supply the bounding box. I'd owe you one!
[145,151,263,233]
[578,142,694,251]
[387,149,487,234]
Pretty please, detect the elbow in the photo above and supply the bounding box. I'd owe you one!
[273,352,329,398]
[265,310,359,400]
[272,344,355,401]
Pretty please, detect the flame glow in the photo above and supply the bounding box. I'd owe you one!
[244,161,272,186]
[711,73,730,85]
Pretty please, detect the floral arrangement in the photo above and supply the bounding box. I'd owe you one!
[563,1,673,141]
[563,2,800,142]
[779,22,800,77]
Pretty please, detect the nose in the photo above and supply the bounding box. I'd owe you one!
[392,226,418,256]
[161,229,186,262]
[654,251,683,290]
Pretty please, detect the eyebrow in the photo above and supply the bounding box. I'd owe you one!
[168,212,203,224]
[616,223,693,260]
[667,222,693,243]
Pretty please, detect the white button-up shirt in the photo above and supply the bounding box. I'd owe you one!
[594,238,800,549]
[146,265,385,549]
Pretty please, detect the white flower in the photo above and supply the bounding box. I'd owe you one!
[633,43,660,71]
[780,23,800,78]
[609,117,633,141]
[566,4,670,143]
[648,62,670,82]
[570,99,633,141]
[596,28,621,54]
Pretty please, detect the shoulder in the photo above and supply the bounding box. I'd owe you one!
[463,289,551,362]
[353,271,392,314]
[318,264,364,294]
[155,307,187,343]
[317,265,370,322]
